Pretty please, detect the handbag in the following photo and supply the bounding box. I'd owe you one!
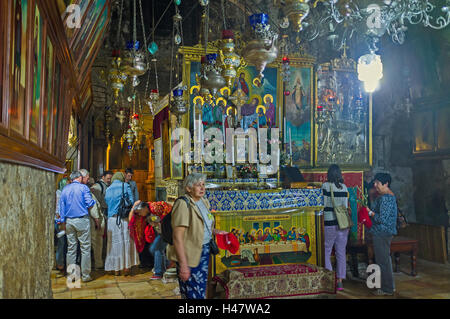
[330,188,353,230]
[116,182,133,226]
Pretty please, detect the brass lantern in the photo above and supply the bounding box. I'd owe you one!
[219,30,242,88]
[242,14,278,81]
[198,54,226,98]
[122,41,148,87]
[284,0,311,32]
[108,51,128,103]
[170,87,188,125]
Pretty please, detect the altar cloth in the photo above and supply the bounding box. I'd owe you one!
[206,188,324,212]
[212,263,336,299]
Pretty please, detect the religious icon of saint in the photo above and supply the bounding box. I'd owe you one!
[256,105,267,128]
[233,72,249,96]
[256,229,264,242]
[240,97,259,132]
[287,226,297,241]
[292,77,306,111]
[214,98,227,127]
[225,106,237,131]
[202,96,214,127]
[297,227,310,252]
[262,227,273,242]
[263,94,276,128]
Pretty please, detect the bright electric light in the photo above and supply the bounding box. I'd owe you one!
[358,53,383,93]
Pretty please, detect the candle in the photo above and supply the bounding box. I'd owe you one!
[231,136,235,166]
[193,110,196,143]
[289,128,292,161]
[222,114,226,144]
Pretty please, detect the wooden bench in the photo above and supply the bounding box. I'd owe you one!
[347,236,419,277]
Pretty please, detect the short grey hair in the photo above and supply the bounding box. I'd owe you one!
[183,173,206,191]
[79,169,90,177]
[70,171,81,180]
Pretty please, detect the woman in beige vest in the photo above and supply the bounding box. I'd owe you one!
[167,173,226,299]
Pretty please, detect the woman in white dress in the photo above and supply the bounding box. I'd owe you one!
[104,172,140,275]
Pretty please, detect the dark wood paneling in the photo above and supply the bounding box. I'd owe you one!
[398,222,448,264]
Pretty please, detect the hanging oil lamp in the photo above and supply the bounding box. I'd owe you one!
[170,87,188,126]
[122,41,148,87]
[199,53,226,98]
[108,50,128,104]
[283,0,311,32]
[130,113,142,139]
[125,126,135,157]
[242,13,278,81]
[219,30,242,88]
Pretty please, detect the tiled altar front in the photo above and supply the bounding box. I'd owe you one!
[205,187,325,276]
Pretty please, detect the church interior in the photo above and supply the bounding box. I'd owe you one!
[0,0,449,300]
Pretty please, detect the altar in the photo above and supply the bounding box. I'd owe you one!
[206,186,325,276]
[150,20,373,299]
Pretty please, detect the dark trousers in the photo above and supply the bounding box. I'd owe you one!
[139,242,154,268]
[372,235,395,294]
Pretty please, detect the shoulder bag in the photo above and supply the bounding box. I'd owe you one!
[202,200,219,255]
[116,182,133,226]
[330,187,353,230]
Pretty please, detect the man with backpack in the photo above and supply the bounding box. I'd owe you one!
[91,170,113,217]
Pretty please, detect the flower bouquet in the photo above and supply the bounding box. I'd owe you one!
[239,164,258,178]
[356,186,372,229]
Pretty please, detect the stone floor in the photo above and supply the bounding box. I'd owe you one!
[52,256,450,299]
[51,267,181,299]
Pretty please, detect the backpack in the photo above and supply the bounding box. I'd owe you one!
[161,196,190,245]
[116,182,133,226]
[95,181,105,195]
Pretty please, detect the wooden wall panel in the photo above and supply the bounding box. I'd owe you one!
[398,223,448,264]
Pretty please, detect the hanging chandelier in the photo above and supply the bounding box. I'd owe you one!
[284,0,450,50]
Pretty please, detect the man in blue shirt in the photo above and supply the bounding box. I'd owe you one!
[125,168,139,201]
[59,169,96,282]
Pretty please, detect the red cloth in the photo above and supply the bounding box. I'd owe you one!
[145,225,156,244]
[128,215,148,253]
[149,201,172,219]
[357,206,372,228]
[216,232,240,254]
[152,107,169,139]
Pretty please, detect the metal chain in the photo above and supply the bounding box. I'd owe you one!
[175,6,181,82]
[151,0,159,93]
[146,0,174,44]
[204,3,209,56]
[154,58,159,92]
[139,0,150,97]
[169,11,175,101]
[144,66,150,98]
[138,0,148,52]
[115,0,124,45]
[133,0,137,51]
[221,0,227,30]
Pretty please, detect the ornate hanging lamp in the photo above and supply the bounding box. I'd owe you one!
[143,0,160,115]
[121,0,148,87]
[195,1,226,98]
[168,3,188,126]
[242,13,279,81]
[218,1,242,88]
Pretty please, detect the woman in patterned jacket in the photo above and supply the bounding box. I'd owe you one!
[368,172,398,296]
